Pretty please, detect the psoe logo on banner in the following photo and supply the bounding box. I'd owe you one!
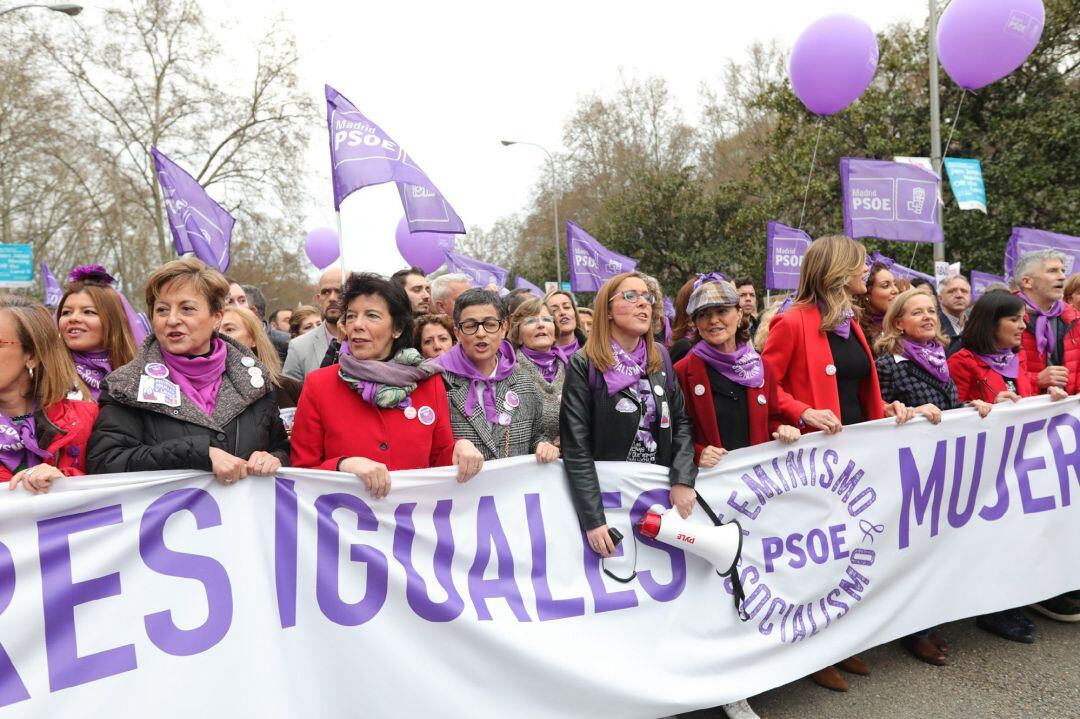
[573,246,599,271]
[720,447,884,644]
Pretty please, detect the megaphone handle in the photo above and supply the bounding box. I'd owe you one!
[697,495,752,621]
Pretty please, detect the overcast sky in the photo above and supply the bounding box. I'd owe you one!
[205,0,934,278]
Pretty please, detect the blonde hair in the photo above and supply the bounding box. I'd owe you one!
[508,297,551,347]
[874,289,950,357]
[584,272,661,373]
[145,257,230,315]
[221,306,283,386]
[0,295,79,407]
[794,235,867,333]
[57,282,137,370]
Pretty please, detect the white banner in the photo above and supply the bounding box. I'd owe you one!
[0,397,1077,717]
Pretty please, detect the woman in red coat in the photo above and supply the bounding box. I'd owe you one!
[1,295,97,492]
[675,280,800,466]
[761,235,914,693]
[290,273,484,498]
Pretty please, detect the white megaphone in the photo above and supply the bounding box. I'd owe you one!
[636,504,743,576]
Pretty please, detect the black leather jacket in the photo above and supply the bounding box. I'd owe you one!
[559,350,697,530]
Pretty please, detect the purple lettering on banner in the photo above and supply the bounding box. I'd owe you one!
[274,477,298,629]
[38,505,137,691]
[898,442,945,549]
[469,496,531,622]
[0,541,30,707]
[314,493,388,626]
[583,492,639,613]
[1015,420,1055,513]
[979,425,1016,521]
[523,494,585,621]
[629,489,687,603]
[1047,414,1080,507]
[947,434,983,529]
[393,501,464,623]
[139,488,233,656]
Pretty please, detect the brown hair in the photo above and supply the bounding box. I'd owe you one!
[145,257,230,315]
[794,235,867,333]
[854,261,893,346]
[288,306,321,338]
[670,277,698,344]
[1064,273,1080,304]
[57,282,137,371]
[508,297,552,346]
[0,295,79,407]
[874,289,951,357]
[221,306,282,386]
[584,272,661,373]
[412,313,456,353]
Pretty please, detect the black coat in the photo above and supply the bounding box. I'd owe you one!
[875,354,961,411]
[559,349,697,530]
[87,335,290,473]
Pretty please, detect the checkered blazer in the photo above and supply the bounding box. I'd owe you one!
[875,354,961,411]
[442,365,545,460]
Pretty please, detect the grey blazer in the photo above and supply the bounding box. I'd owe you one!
[515,350,564,443]
[442,366,545,460]
[282,326,330,381]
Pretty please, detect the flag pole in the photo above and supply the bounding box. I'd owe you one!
[335,210,346,286]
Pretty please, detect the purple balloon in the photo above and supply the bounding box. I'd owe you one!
[304,227,340,270]
[937,0,1044,91]
[789,14,879,116]
[395,216,456,275]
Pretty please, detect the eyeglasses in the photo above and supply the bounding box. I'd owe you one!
[457,318,504,335]
[609,290,656,305]
[522,316,554,326]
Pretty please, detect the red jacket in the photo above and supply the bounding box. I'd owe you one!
[761,303,885,428]
[0,399,98,482]
[1018,301,1080,394]
[290,366,456,472]
[948,348,1034,402]
[674,351,781,463]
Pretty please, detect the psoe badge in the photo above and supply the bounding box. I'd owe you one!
[417,406,436,426]
[138,375,181,408]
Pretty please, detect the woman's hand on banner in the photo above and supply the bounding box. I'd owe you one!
[994,391,1021,404]
[209,447,248,485]
[884,401,915,424]
[1048,386,1069,401]
[698,445,728,468]
[340,456,390,499]
[535,441,560,464]
[913,403,943,425]
[670,484,696,519]
[800,408,842,434]
[453,440,484,482]
[9,464,63,494]
[772,425,801,443]
[247,451,281,476]
[970,399,994,418]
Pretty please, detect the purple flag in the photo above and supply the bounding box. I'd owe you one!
[970,270,1006,302]
[445,251,509,289]
[663,296,675,321]
[41,263,62,308]
[1004,227,1080,280]
[765,222,812,291]
[397,182,466,235]
[841,158,943,244]
[566,220,637,292]
[151,147,234,272]
[514,276,544,296]
[869,251,935,285]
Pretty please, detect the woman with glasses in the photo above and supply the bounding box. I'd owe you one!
[434,288,558,463]
[1,295,97,493]
[290,273,485,498]
[560,272,697,557]
[508,298,564,445]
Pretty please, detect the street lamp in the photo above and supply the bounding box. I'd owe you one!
[500,139,562,288]
[0,3,82,17]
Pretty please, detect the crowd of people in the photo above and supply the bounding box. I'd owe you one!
[1,235,1077,719]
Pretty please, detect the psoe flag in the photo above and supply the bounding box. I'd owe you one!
[445,251,509,289]
[1004,227,1080,280]
[151,147,234,273]
[970,270,1005,302]
[869,251,935,286]
[765,222,812,291]
[841,158,943,244]
[41,263,62,308]
[943,158,988,213]
[514,276,544,296]
[397,182,466,235]
[566,220,637,292]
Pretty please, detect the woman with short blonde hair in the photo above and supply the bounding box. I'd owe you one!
[220,306,303,430]
[0,295,97,493]
[508,297,564,443]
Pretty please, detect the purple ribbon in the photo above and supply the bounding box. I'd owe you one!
[691,340,765,388]
[974,350,1020,380]
[603,339,648,396]
[900,338,950,384]
[1019,293,1063,360]
[694,272,728,289]
[0,412,51,474]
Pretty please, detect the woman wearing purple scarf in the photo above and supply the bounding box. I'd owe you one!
[87,258,289,484]
[544,290,586,364]
[559,272,697,558]
[56,266,137,402]
[435,289,557,463]
[509,298,565,445]
[853,260,898,349]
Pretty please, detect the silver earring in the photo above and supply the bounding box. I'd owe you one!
[27,366,34,380]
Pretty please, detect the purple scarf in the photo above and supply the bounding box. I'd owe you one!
[900,338,950,384]
[435,340,517,425]
[72,350,112,400]
[974,350,1020,380]
[832,308,856,339]
[691,340,765,388]
[0,412,51,474]
[161,339,227,417]
[604,339,648,396]
[1019,293,1064,359]
[520,346,560,383]
[552,336,580,366]
[338,344,439,408]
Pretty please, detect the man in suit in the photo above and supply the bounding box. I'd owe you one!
[283,267,343,381]
[937,275,971,355]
